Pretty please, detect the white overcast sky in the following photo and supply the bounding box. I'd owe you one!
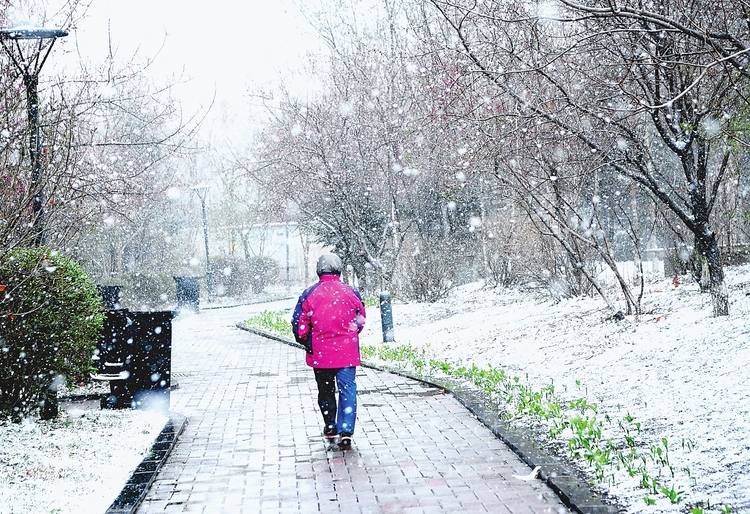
[53,0,323,116]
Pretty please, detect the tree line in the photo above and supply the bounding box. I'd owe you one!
[240,0,750,316]
[2,0,748,316]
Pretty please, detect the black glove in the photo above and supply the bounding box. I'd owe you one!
[303,335,313,355]
[295,332,313,354]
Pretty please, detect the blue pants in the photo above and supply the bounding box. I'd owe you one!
[313,367,357,435]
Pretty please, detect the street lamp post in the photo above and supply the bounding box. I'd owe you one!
[0,26,68,246]
[192,185,213,296]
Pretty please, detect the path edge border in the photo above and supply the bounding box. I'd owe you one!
[237,322,623,514]
[104,414,187,514]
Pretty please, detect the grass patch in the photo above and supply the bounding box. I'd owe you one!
[243,310,294,339]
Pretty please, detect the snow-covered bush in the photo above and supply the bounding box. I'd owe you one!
[400,245,456,302]
[247,256,279,294]
[111,270,177,309]
[0,248,104,421]
[211,255,252,297]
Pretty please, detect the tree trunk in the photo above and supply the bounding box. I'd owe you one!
[696,231,729,316]
[631,182,642,288]
[683,140,729,317]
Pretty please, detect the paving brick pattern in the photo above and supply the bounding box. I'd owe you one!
[136,305,569,514]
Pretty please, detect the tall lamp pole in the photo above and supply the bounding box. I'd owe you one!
[0,26,68,247]
[192,185,213,296]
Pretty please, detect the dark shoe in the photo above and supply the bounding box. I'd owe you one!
[337,433,352,450]
[324,425,338,439]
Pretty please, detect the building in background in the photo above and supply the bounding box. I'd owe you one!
[201,221,329,289]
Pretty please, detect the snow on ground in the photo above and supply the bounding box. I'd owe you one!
[0,406,166,514]
[358,264,750,513]
[1,264,748,513]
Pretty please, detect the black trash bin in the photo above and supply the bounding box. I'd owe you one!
[96,308,130,370]
[97,285,122,309]
[96,308,133,409]
[173,276,200,313]
[125,310,174,411]
[98,310,174,411]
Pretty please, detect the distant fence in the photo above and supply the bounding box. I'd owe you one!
[596,260,665,287]
[598,245,750,287]
[644,244,750,263]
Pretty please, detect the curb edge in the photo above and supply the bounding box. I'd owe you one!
[104,414,188,514]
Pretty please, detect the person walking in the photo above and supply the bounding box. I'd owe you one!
[291,253,366,450]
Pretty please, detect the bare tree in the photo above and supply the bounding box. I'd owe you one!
[1,2,203,277]
[424,0,750,315]
[241,1,446,294]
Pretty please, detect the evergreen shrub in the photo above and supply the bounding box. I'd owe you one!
[0,247,104,420]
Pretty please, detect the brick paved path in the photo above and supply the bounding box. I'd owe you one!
[136,303,569,514]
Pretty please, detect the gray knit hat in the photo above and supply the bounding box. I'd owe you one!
[316,253,342,276]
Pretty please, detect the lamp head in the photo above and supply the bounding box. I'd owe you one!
[191,184,211,202]
[0,27,68,40]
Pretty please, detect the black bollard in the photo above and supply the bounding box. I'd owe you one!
[40,388,58,420]
[379,291,395,342]
[96,285,122,310]
[173,276,200,313]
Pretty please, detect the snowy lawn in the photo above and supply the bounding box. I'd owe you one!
[357,264,750,514]
[0,403,166,514]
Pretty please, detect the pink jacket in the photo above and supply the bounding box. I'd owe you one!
[292,274,366,368]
